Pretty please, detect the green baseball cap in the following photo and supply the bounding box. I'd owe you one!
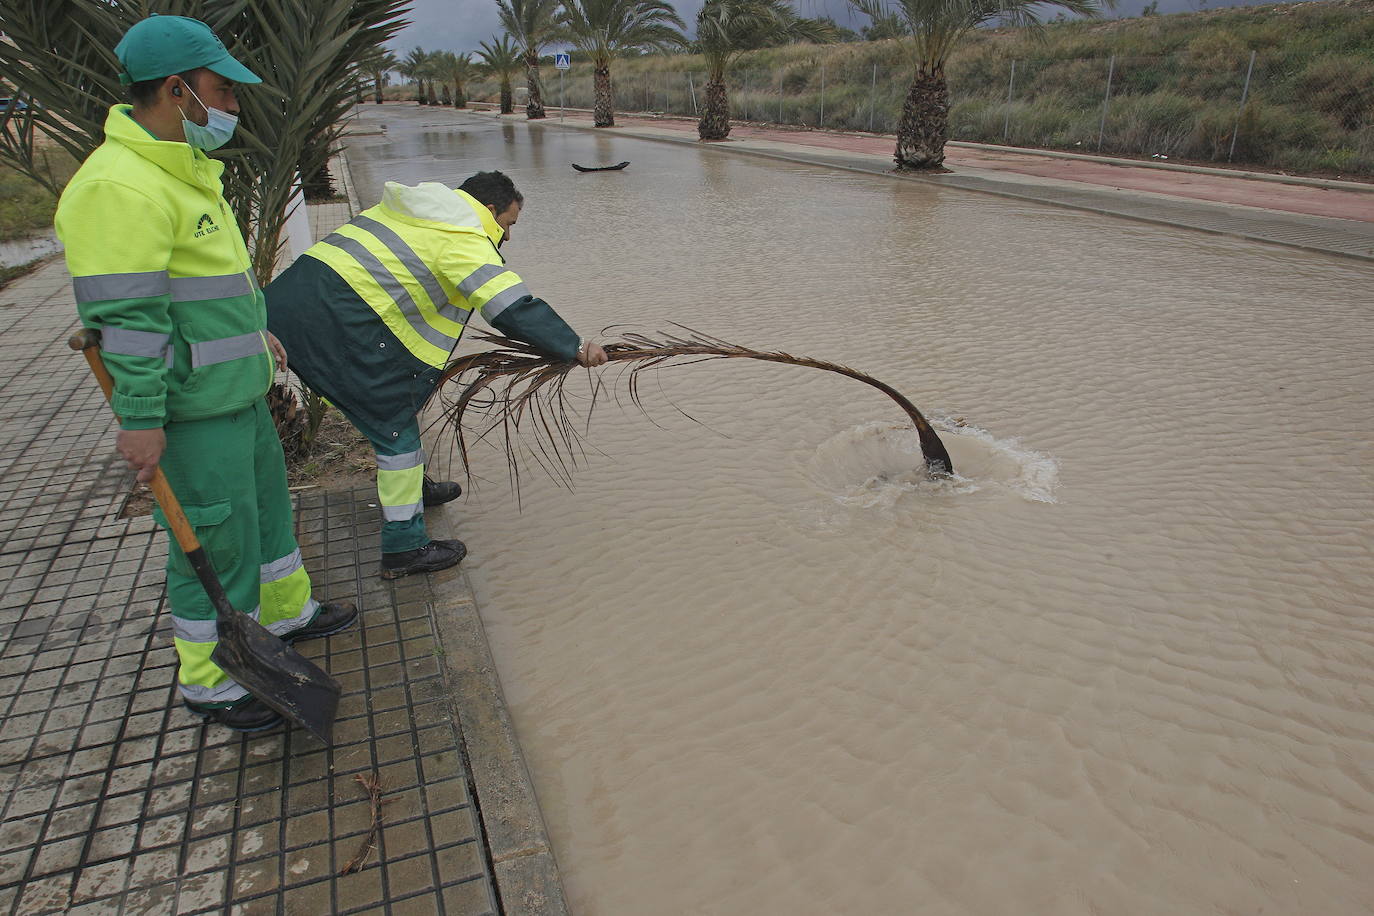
[115,15,262,86]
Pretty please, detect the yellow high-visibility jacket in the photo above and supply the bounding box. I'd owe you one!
[266,182,580,440]
[55,105,272,429]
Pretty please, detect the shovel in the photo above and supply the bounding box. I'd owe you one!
[70,328,341,744]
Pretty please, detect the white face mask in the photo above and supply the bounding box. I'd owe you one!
[178,81,238,150]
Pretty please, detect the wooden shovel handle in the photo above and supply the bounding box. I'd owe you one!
[68,328,203,556]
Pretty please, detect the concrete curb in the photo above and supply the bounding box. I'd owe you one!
[424,549,569,916]
[946,140,1374,194]
[329,139,569,914]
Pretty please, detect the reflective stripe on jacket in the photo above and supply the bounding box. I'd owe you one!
[55,105,272,429]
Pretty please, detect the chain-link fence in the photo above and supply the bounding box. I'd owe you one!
[494,51,1373,177]
[949,52,1373,174]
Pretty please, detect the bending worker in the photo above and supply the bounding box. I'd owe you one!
[266,170,608,579]
[54,15,356,733]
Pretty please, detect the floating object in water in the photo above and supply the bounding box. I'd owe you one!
[571,160,630,172]
[435,325,953,499]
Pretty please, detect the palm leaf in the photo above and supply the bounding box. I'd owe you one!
[433,327,953,502]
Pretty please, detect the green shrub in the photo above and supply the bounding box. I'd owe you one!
[1296,55,1374,131]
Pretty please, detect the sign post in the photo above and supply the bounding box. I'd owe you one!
[554,52,571,121]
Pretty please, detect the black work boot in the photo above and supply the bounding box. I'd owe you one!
[422,476,462,507]
[380,538,467,579]
[285,601,358,643]
[186,696,282,732]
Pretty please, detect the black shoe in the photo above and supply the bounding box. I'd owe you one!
[380,538,467,579]
[285,601,358,643]
[422,476,462,507]
[186,696,282,732]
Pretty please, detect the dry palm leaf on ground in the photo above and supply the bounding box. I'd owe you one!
[433,326,954,500]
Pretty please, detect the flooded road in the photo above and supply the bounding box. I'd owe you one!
[342,106,1374,915]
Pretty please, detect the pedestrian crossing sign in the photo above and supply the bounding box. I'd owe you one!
[554,53,571,70]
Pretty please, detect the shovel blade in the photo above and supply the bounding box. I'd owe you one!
[212,609,341,744]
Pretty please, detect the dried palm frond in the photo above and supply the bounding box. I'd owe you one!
[339,771,386,875]
[433,326,954,499]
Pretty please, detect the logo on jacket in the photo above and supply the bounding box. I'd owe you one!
[194,213,221,238]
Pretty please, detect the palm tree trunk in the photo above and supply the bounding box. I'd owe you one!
[698,73,730,141]
[894,67,949,170]
[525,53,546,119]
[500,78,513,115]
[593,64,614,128]
[373,74,383,104]
[455,82,466,108]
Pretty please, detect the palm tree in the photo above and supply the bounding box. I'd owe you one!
[422,50,448,105]
[477,35,523,115]
[695,0,836,141]
[496,0,563,119]
[560,0,686,127]
[436,51,476,108]
[399,46,430,102]
[360,48,401,103]
[850,0,1112,169]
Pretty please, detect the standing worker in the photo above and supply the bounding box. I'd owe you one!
[54,15,356,733]
[266,171,608,579]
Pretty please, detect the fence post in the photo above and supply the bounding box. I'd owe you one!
[869,62,878,132]
[1097,55,1115,152]
[688,72,697,116]
[1228,50,1257,163]
[819,62,826,127]
[1003,60,1017,141]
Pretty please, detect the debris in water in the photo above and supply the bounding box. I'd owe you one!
[434,324,953,501]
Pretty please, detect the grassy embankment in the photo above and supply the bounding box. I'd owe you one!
[0,145,77,286]
[435,0,1374,176]
[0,149,74,241]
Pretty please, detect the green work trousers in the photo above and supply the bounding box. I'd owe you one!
[154,399,321,707]
[330,405,429,555]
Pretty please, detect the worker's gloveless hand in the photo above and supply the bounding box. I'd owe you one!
[577,342,608,367]
[266,330,288,372]
[117,427,166,484]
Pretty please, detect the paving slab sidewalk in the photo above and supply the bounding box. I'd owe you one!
[0,155,563,915]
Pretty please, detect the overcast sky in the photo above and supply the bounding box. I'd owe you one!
[389,0,1284,57]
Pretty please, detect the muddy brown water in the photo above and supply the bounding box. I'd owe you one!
[342,107,1374,915]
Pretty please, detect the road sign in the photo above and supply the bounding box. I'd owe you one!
[554,52,571,70]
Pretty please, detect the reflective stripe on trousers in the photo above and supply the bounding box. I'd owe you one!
[258,548,320,637]
[377,447,424,522]
[174,613,257,706]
